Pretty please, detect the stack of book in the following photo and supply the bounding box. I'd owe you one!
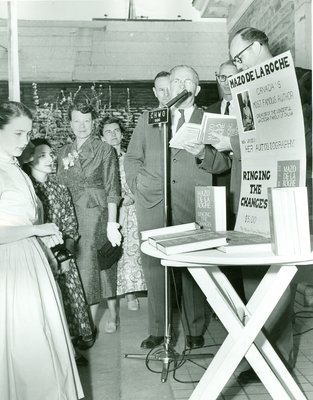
[217,231,271,253]
[268,186,311,255]
[141,222,227,255]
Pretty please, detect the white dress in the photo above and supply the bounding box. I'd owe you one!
[0,155,84,400]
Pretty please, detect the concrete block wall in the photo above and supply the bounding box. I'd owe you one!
[228,0,295,59]
[0,18,229,82]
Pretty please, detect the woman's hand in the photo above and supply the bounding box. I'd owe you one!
[123,194,134,206]
[59,259,71,274]
[107,222,122,247]
[34,223,64,247]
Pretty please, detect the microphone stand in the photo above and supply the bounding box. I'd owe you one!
[124,90,213,383]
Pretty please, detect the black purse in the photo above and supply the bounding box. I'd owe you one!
[97,241,122,271]
[52,244,73,265]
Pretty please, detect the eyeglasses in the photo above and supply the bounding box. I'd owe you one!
[215,73,233,82]
[232,42,255,65]
[170,78,196,87]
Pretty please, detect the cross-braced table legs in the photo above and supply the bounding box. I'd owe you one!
[161,261,306,400]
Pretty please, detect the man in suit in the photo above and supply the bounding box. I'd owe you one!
[152,71,171,107]
[207,60,240,226]
[124,65,231,349]
[204,60,246,303]
[214,27,295,384]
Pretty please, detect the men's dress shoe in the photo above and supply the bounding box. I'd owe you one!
[186,335,204,349]
[140,335,164,349]
[238,368,260,384]
[75,354,88,367]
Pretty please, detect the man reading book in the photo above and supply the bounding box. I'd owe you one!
[124,65,231,350]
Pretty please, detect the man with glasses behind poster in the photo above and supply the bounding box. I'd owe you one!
[229,27,295,384]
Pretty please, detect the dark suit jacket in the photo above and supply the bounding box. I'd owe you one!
[124,107,231,223]
[205,100,241,216]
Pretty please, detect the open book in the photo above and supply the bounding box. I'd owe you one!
[199,112,238,144]
[169,113,238,149]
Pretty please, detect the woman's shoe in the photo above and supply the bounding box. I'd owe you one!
[76,327,98,350]
[127,298,140,311]
[75,354,89,367]
[104,317,120,334]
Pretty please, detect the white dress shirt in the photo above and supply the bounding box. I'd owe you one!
[171,106,195,135]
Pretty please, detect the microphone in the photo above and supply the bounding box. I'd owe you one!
[165,89,190,108]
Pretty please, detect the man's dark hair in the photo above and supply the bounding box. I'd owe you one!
[235,27,269,46]
[154,71,170,85]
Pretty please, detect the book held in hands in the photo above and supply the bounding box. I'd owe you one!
[169,113,238,149]
[199,112,238,145]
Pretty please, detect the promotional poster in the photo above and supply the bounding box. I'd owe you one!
[229,51,306,236]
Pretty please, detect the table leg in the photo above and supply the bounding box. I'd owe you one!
[187,265,306,400]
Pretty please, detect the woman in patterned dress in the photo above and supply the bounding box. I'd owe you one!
[23,138,94,350]
[57,102,121,335]
[0,101,84,399]
[99,116,146,311]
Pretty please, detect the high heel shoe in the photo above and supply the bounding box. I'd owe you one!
[76,327,98,350]
[127,298,140,311]
[104,317,120,334]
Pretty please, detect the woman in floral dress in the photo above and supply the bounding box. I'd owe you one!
[0,101,83,400]
[23,138,94,350]
[57,102,121,335]
[99,116,146,311]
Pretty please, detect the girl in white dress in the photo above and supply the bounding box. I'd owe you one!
[0,101,84,400]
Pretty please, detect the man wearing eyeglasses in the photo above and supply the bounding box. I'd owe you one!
[203,60,247,304]
[227,27,295,384]
[125,65,231,350]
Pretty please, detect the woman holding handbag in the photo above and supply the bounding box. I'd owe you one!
[57,101,121,336]
[23,138,95,354]
[99,116,146,311]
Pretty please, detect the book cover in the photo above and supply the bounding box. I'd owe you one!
[169,122,201,149]
[276,160,300,187]
[217,230,271,253]
[156,231,227,255]
[141,222,198,241]
[199,112,238,145]
[149,228,202,247]
[195,186,226,231]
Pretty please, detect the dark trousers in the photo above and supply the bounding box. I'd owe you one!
[135,196,206,337]
[242,266,295,369]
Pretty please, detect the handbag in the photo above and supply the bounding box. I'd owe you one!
[97,241,122,271]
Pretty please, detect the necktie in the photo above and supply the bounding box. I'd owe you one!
[176,109,185,133]
[224,101,230,115]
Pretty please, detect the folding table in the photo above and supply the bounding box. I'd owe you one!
[141,241,313,400]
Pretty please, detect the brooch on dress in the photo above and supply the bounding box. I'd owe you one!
[62,150,79,170]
